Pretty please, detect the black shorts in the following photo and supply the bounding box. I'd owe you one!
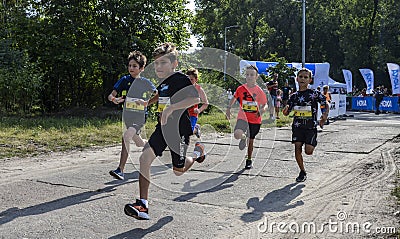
[234,119,261,139]
[146,124,190,168]
[291,128,317,147]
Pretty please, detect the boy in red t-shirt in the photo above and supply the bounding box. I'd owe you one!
[226,65,268,169]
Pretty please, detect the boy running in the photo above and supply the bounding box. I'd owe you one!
[124,42,206,220]
[282,68,328,182]
[226,65,268,169]
[186,68,209,138]
[108,51,157,180]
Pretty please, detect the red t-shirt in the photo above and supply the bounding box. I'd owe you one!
[188,84,202,117]
[234,84,267,124]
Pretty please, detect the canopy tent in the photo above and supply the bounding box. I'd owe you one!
[239,60,346,91]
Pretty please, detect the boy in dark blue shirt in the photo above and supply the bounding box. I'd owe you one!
[283,68,328,182]
[108,51,157,180]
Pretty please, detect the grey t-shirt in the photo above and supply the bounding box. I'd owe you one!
[123,77,156,128]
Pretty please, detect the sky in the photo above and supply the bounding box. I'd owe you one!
[187,0,198,47]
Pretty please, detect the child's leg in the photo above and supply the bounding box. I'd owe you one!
[173,156,196,176]
[172,136,203,176]
[294,142,305,171]
[247,138,255,158]
[118,137,128,172]
[247,123,260,159]
[118,127,140,171]
[138,146,157,200]
[304,144,315,155]
[234,129,246,140]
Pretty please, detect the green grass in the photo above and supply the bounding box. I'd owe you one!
[0,109,292,159]
[0,116,123,158]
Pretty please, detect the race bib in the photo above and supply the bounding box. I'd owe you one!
[157,97,170,112]
[242,100,258,112]
[125,97,145,111]
[293,106,312,118]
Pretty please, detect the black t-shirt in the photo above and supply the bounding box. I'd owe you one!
[267,80,278,96]
[287,89,327,129]
[281,86,291,100]
[156,72,199,136]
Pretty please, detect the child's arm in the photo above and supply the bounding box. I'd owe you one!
[225,97,237,120]
[196,87,209,114]
[146,90,159,106]
[108,90,123,104]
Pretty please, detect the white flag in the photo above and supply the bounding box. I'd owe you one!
[359,69,374,94]
[387,63,400,94]
[342,69,352,93]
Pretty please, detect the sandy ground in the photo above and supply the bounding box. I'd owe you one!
[0,111,399,239]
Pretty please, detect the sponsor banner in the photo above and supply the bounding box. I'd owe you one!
[329,94,340,118]
[387,63,400,95]
[351,96,400,112]
[359,69,374,94]
[339,94,347,115]
[342,69,353,93]
[317,93,346,119]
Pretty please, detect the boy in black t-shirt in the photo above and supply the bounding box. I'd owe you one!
[283,68,328,182]
[124,42,206,220]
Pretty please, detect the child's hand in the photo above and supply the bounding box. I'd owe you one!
[160,105,174,125]
[112,97,124,104]
[282,105,289,116]
[135,99,148,107]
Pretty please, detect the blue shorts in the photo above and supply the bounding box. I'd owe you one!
[270,95,277,107]
[190,116,198,131]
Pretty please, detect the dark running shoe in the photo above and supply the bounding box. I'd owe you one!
[244,159,253,169]
[194,142,206,163]
[238,137,247,150]
[296,170,307,182]
[109,168,124,180]
[194,124,201,138]
[124,199,149,220]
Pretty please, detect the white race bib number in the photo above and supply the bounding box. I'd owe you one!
[242,100,258,112]
[293,106,312,118]
[125,97,145,111]
[158,97,170,112]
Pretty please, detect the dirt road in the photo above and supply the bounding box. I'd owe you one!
[0,112,399,239]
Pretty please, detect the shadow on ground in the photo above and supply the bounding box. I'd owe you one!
[241,182,305,223]
[109,216,173,239]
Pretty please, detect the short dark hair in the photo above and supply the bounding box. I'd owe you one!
[127,51,147,68]
[152,42,178,62]
[245,65,259,72]
[186,68,199,78]
[298,68,312,78]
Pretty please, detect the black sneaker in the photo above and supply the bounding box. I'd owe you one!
[238,137,247,150]
[296,170,307,182]
[244,159,252,169]
[124,199,149,220]
[109,168,124,180]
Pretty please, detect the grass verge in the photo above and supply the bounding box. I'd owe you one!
[0,109,292,159]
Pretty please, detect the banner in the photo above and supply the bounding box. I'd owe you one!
[351,96,400,113]
[342,69,353,93]
[387,63,400,94]
[359,69,374,94]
